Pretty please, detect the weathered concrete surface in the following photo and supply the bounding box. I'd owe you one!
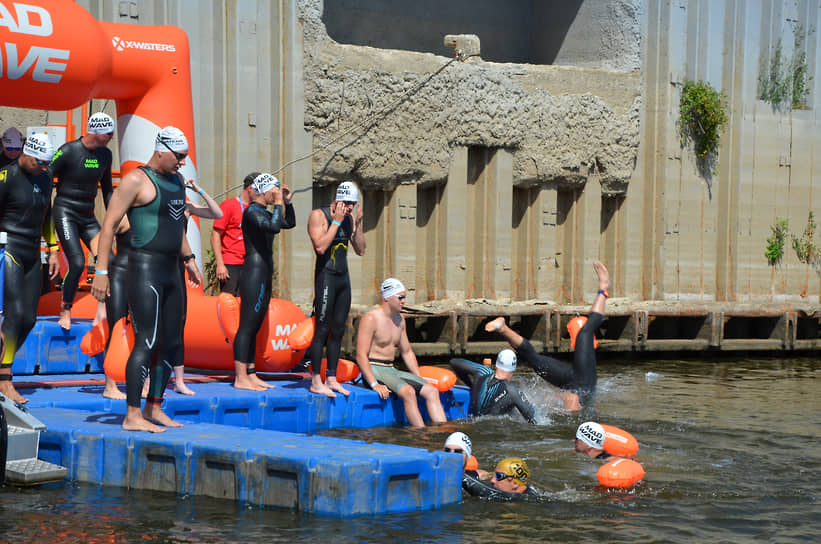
[300,0,641,196]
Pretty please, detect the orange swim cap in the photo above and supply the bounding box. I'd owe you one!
[567,316,598,350]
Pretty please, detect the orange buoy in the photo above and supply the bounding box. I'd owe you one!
[103,317,133,382]
[596,458,645,488]
[465,455,479,471]
[601,424,640,457]
[418,366,457,392]
[80,320,109,356]
[317,358,360,383]
[567,315,598,350]
[288,317,314,350]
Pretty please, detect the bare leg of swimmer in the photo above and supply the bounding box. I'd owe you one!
[398,385,425,427]
[233,361,265,391]
[122,405,165,433]
[484,317,525,349]
[326,376,350,396]
[420,384,447,423]
[310,374,337,398]
[247,365,275,389]
[173,366,195,395]
[92,302,126,400]
[142,403,183,428]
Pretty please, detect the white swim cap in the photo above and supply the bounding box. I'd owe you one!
[380,277,406,300]
[444,432,472,458]
[336,180,358,203]
[155,126,188,152]
[23,133,54,162]
[251,172,280,194]
[87,112,115,134]
[495,349,517,372]
[576,421,605,449]
[2,127,23,148]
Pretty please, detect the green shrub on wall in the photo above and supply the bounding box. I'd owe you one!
[765,218,790,267]
[758,30,813,110]
[678,79,728,174]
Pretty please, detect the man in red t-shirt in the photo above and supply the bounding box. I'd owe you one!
[210,172,256,295]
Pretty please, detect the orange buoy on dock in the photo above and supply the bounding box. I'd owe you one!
[418,366,457,392]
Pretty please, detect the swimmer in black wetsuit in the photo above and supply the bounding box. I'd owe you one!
[49,112,115,330]
[232,173,295,391]
[91,126,200,433]
[449,349,536,423]
[307,180,365,398]
[463,457,542,501]
[0,134,60,404]
[485,261,611,411]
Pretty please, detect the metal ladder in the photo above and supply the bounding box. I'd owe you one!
[1,395,67,485]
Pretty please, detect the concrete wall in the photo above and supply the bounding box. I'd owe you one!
[3,0,820,308]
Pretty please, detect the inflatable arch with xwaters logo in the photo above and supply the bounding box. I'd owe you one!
[0,1,313,373]
[0,0,204,261]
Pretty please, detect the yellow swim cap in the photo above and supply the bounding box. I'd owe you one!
[496,457,530,486]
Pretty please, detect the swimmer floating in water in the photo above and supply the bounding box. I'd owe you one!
[485,260,610,410]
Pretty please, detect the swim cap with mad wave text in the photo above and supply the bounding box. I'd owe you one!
[87,112,115,134]
[444,432,472,458]
[251,173,280,194]
[155,126,188,152]
[380,277,406,299]
[495,349,517,372]
[23,133,54,162]
[496,457,529,486]
[336,180,358,203]
[576,421,605,449]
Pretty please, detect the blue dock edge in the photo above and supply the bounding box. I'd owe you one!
[14,318,473,515]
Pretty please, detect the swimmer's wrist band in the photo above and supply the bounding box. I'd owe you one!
[183,254,196,263]
[331,220,342,227]
[598,289,609,298]
[370,381,379,389]
[96,269,108,276]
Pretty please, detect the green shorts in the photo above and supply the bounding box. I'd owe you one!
[370,363,428,394]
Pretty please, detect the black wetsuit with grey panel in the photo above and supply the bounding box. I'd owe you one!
[309,208,353,377]
[49,139,113,306]
[0,161,56,368]
[449,358,536,423]
[123,166,186,408]
[233,201,295,364]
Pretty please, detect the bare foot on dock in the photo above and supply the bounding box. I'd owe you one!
[484,316,506,333]
[58,309,72,331]
[233,375,266,391]
[593,260,610,292]
[310,376,337,398]
[173,381,196,395]
[0,380,28,404]
[122,410,166,433]
[143,404,183,428]
[249,374,275,389]
[102,377,126,400]
[326,377,350,396]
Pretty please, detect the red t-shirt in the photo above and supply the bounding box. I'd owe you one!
[213,196,246,265]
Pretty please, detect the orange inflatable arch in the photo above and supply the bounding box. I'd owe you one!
[0,0,205,261]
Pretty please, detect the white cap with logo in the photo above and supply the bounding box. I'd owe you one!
[444,432,472,458]
[576,421,606,449]
[251,173,280,194]
[23,133,54,162]
[380,277,406,300]
[87,112,115,134]
[154,126,188,152]
[495,349,517,372]
[336,180,358,203]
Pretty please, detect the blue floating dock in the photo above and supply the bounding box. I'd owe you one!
[34,407,463,515]
[10,318,473,515]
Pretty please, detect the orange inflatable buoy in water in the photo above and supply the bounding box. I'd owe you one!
[465,455,479,471]
[80,320,109,356]
[567,315,598,350]
[596,458,645,488]
[317,358,360,383]
[103,317,134,382]
[419,366,457,392]
[288,317,314,350]
[601,424,640,457]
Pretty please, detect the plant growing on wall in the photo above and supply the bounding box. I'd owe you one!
[203,248,219,295]
[678,79,728,175]
[765,218,790,267]
[791,211,820,267]
[758,29,813,109]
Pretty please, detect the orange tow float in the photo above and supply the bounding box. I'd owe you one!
[594,425,645,488]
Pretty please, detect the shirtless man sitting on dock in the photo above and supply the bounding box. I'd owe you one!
[485,261,610,410]
[355,278,447,427]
